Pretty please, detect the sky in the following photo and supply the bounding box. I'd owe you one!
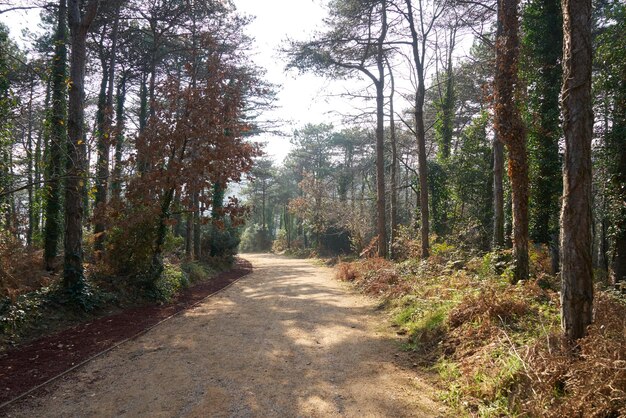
[1,1,474,163]
[231,0,474,162]
[231,0,372,162]
[1,0,363,163]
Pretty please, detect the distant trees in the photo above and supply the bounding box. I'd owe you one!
[286,0,390,257]
[241,124,374,255]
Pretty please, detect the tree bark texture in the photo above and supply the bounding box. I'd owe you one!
[560,0,594,342]
[389,67,398,258]
[93,61,108,250]
[193,191,201,259]
[375,83,387,258]
[43,0,68,270]
[63,0,99,291]
[494,0,528,282]
[111,75,126,200]
[493,134,505,248]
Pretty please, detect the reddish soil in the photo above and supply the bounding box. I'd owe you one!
[0,259,252,406]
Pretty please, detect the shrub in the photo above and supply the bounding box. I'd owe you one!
[239,223,272,252]
[151,263,189,301]
[272,229,289,253]
[205,217,241,259]
[392,225,423,260]
[104,214,158,276]
[0,232,52,300]
[181,261,215,283]
[335,258,411,298]
[517,291,626,417]
[336,262,358,282]
[0,286,48,336]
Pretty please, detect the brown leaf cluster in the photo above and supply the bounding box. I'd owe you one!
[336,258,411,298]
[518,292,626,417]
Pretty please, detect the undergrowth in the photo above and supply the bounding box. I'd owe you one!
[336,244,626,417]
[0,258,223,351]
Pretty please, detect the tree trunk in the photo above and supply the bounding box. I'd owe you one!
[375,81,387,258]
[405,0,430,258]
[94,6,119,252]
[93,59,108,248]
[43,0,68,271]
[389,72,398,258]
[26,80,34,246]
[193,191,201,259]
[185,201,194,259]
[374,1,388,258]
[416,91,430,258]
[172,190,183,237]
[261,182,266,230]
[139,73,148,133]
[560,0,593,342]
[494,0,528,282]
[493,134,505,248]
[111,74,126,200]
[34,92,44,237]
[63,0,99,292]
[7,148,15,235]
[609,68,626,285]
[137,73,148,174]
[150,188,175,281]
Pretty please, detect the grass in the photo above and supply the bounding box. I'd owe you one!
[335,244,626,417]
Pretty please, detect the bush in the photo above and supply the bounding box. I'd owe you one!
[335,257,411,298]
[0,232,52,300]
[105,215,158,276]
[181,261,214,283]
[517,292,626,417]
[204,217,241,259]
[272,229,289,253]
[151,263,189,301]
[392,225,423,260]
[239,223,272,252]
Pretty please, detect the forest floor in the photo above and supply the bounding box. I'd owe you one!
[3,253,446,417]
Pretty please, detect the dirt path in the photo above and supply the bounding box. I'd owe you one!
[5,254,444,417]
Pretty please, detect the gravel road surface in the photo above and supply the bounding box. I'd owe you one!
[5,253,444,417]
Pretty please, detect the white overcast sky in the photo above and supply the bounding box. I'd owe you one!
[233,0,376,162]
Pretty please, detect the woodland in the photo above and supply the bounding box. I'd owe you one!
[0,0,624,416]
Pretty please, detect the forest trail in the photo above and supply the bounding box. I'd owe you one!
[5,254,444,418]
